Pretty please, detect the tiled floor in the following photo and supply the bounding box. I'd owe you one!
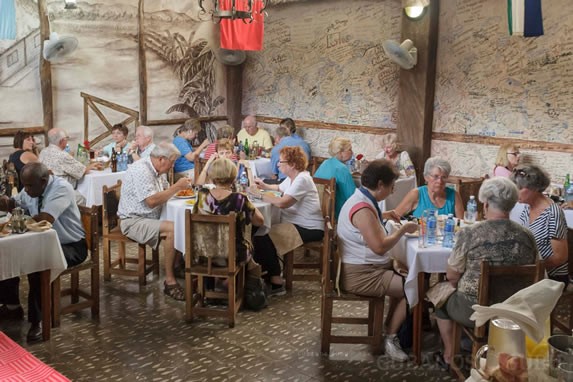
[2,247,459,381]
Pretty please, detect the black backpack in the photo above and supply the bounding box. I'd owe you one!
[244,276,268,312]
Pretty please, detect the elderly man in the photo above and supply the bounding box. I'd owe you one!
[270,118,311,182]
[0,163,88,342]
[118,142,192,301]
[128,125,156,161]
[39,128,101,203]
[236,115,273,150]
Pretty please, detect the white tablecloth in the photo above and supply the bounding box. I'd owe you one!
[77,168,125,207]
[379,176,417,212]
[248,158,273,179]
[0,229,67,283]
[386,222,451,307]
[511,202,573,229]
[160,198,280,253]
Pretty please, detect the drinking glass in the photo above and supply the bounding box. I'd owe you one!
[558,363,573,382]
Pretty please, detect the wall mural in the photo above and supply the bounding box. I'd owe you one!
[140,0,226,140]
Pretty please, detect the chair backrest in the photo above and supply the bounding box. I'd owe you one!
[313,177,336,220]
[309,156,327,176]
[321,217,337,295]
[194,157,208,182]
[185,210,237,274]
[447,176,485,219]
[102,180,122,235]
[478,259,545,307]
[78,204,99,259]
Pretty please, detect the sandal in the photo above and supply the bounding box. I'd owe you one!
[164,282,185,301]
[433,351,450,372]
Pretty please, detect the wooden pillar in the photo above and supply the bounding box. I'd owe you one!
[138,0,148,125]
[38,0,53,137]
[397,1,439,186]
[226,64,244,132]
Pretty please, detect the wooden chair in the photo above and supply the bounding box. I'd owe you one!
[309,156,327,176]
[551,227,573,334]
[193,157,208,182]
[320,217,385,355]
[51,205,100,328]
[450,259,545,380]
[447,176,485,219]
[102,180,160,285]
[184,210,246,328]
[283,177,336,289]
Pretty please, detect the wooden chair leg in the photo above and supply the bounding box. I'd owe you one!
[152,248,160,275]
[367,300,374,336]
[371,299,384,355]
[185,270,193,322]
[51,278,61,328]
[228,273,236,328]
[321,297,333,355]
[450,323,465,381]
[71,271,79,304]
[91,266,99,317]
[119,241,127,269]
[103,239,111,281]
[284,251,294,291]
[138,244,146,286]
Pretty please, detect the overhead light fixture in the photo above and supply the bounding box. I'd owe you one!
[64,0,77,10]
[402,0,429,20]
[199,0,267,24]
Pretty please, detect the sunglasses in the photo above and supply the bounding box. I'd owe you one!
[512,168,528,178]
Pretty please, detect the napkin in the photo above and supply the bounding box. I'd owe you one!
[470,279,564,343]
[26,220,53,232]
[268,223,303,256]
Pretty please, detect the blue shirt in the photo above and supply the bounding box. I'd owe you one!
[14,175,85,244]
[314,157,356,220]
[173,136,194,173]
[270,136,311,179]
[411,185,456,218]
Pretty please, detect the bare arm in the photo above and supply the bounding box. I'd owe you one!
[144,177,192,209]
[196,153,218,186]
[251,207,264,227]
[446,265,462,287]
[184,139,209,162]
[352,208,418,255]
[264,193,297,209]
[253,178,280,191]
[547,238,568,269]
[394,188,420,217]
[20,151,38,165]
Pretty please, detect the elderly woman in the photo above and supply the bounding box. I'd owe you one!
[251,146,324,295]
[194,157,264,263]
[395,157,464,219]
[172,119,209,181]
[8,130,38,191]
[434,177,538,368]
[314,137,356,219]
[196,139,254,186]
[510,165,569,285]
[338,159,418,362]
[100,123,129,157]
[375,133,415,177]
[493,143,521,177]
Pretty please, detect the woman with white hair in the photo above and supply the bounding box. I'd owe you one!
[314,137,356,219]
[375,133,415,177]
[395,157,463,218]
[433,177,538,369]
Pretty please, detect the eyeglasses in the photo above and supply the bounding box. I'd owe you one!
[428,174,448,181]
[278,161,289,164]
[507,152,521,156]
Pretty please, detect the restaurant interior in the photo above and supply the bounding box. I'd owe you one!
[0,0,572,381]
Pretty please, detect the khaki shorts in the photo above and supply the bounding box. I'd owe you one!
[174,170,194,182]
[341,262,396,298]
[120,216,162,250]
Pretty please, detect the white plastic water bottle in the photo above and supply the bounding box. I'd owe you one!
[64,144,71,153]
[467,195,477,223]
[442,214,455,248]
[426,209,437,245]
[239,169,248,192]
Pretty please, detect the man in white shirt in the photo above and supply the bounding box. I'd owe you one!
[128,125,156,161]
[236,115,273,150]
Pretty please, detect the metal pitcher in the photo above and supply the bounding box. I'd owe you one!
[548,335,573,378]
[11,207,27,234]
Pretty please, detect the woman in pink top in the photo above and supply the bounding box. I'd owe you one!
[493,144,520,177]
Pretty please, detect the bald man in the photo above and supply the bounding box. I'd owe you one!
[236,115,273,150]
[0,163,87,342]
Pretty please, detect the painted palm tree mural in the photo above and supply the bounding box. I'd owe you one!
[144,29,224,141]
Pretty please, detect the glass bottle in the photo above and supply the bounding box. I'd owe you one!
[110,148,118,173]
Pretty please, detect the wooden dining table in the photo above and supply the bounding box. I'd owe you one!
[0,229,67,341]
[386,222,451,364]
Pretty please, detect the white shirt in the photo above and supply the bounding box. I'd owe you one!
[118,157,165,220]
[278,171,323,231]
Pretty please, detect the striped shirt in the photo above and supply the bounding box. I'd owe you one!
[518,203,568,278]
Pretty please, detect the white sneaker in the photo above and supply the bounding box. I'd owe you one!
[384,335,408,362]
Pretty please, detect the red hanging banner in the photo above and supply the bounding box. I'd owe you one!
[219,0,264,51]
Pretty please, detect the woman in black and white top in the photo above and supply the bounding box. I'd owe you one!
[510,165,569,285]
